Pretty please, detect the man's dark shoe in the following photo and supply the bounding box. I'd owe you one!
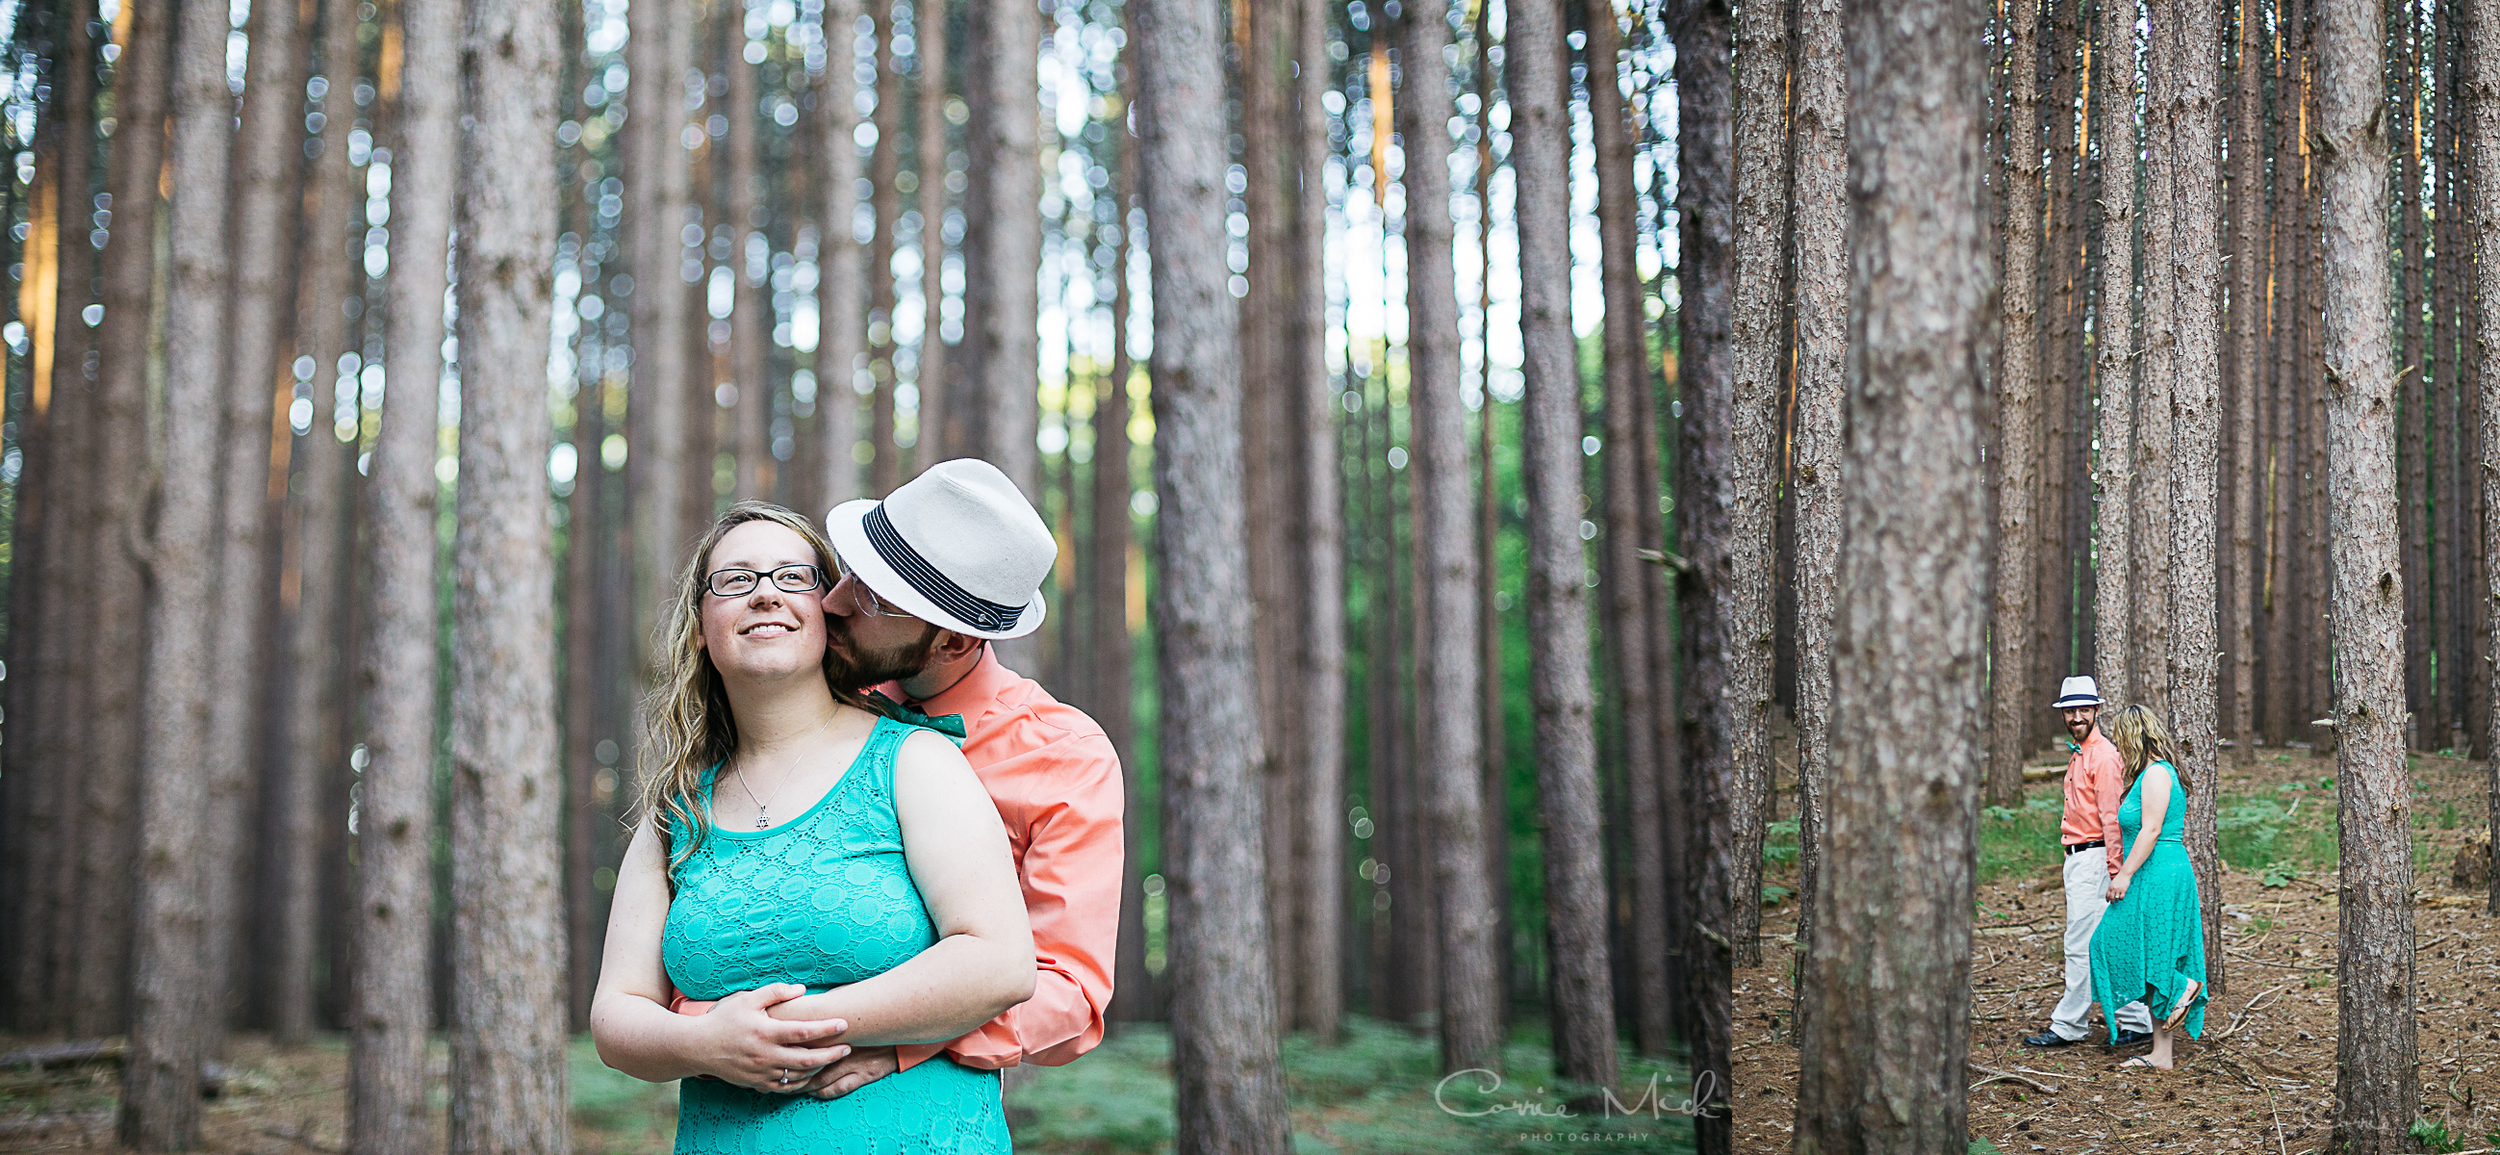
[2021,1031,2079,1048]
[2109,1029,2153,1047]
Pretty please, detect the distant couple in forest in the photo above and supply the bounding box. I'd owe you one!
[2023,676,2209,1070]
[587,458,1125,1153]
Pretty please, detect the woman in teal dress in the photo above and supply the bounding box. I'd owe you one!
[2089,704,2208,1070]
[590,504,1034,1153]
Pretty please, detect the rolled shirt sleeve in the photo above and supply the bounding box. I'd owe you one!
[897,729,1124,1072]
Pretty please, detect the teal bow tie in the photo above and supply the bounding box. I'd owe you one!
[872,692,967,744]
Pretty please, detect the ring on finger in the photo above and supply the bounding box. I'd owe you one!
[777,1068,790,1086]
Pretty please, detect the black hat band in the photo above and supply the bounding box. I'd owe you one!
[864,503,1026,634]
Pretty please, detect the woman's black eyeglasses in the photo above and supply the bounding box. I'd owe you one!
[704,564,826,598]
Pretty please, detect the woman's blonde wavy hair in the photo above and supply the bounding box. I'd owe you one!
[634,501,903,874]
[2100,703,2192,796]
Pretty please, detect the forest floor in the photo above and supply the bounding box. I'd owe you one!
[0,1016,1697,1154]
[1738,742,2500,1154]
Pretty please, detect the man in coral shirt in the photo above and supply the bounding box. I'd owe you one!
[674,459,1123,1097]
[2023,675,2153,1048]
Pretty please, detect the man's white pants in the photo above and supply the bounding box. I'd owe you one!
[2051,847,2153,1041]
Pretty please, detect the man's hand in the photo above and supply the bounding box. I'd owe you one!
[799,1044,900,1100]
[685,984,852,1093]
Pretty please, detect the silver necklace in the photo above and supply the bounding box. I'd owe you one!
[734,710,838,829]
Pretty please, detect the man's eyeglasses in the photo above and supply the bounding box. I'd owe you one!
[831,552,917,618]
[705,564,826,598]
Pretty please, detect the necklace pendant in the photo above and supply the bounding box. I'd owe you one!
[756,812,770,829]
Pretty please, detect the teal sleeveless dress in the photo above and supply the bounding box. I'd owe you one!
[662,716,1009,1154]
[2088,761,2209,1041]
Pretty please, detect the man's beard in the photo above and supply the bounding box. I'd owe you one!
[825,619,943,689]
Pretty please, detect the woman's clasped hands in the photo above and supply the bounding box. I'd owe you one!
[687,984,853,1094]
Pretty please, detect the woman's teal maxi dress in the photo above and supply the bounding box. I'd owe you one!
[662,716,1011,1154]
[2089,760,2208,1041]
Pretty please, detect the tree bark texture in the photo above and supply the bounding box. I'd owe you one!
[628,0,693,693]
[963,0,1041,500]
[2135,0,2177,718]
[273,0,366,1044]
[1785,0,1846,1037]
[1992,0,2044,810]
[122,0,245,1138]
[450,0,573,1148]
[1723,0,1789,971]
[1792,0,1991,1144]
[1099,110,1150,1022]
[77,0,172,1041]
[868,8,904,497]
[2227,0,2263,746]
[2092,0,2139,711]
[1134,1,1292,1150]
[1586,0,1669,1058]
[356,0,455,1149]
[1471,0,1515,1020]
[817,0,867,509]
[203,0,310,1034]
[2313,0,2420,1142]
[2473,0,2500,911]
[2152,0,2229,1000]
[1397,0,1498,1073]
[915,0,951,467]
[1290,0,1346,1042]
[1513,0,1620,1094]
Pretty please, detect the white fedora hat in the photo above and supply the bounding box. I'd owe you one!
[824,458,1055,640]
[2051,676,2102,710]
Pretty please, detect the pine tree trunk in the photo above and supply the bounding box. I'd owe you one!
[565,322,607,1033]
[1993,0,2045,808]
[1396,0,1498,1072]
[123,0,247,1137]
[1471,0,1513,1020]
[868,11,904,497]
[450,0,572,1147]
[355,0,453,1147]
[1238,0,1298,1032]
[1585,0,1668,1058]
[2432,0,2467,753]
[816,0,867,510]
[2228,0,2264,747]
[273,0,365,1044]
[2315,0,2421,1141]
[1785,0,1845,1038]
[2464,0,2500,910]
[2135,0,2178,718]
[963,0,1041,500]
[1792,0,1991,1136]
[76,0,171,1041]
[2,133,55,1033]
[1134,1,1292,1147]
[1099,107,1151,1022]
[728,3,771,500]
[628,0,692,692]
[202,0,311,1037]
[915,0,951,466]
[1289,0,1346,1042]
[1511,0,1619,1094]
[2093,0,2139,709]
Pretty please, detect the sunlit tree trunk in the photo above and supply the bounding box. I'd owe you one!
[449,0,572,1147]
[2473,0,2500,912]
[1290,0,1346,1042]
[1134,1,1292,1148]
[123,0,244,1139]
[273,0,365,1045]
[1991,0,2042,810]
[2314,0,2419,1140]
[202,0,310,1034]
[1510,0,1617,1094]
[76,0,172,1041]
[1396,0,1497,1073]
[2092,0,2139,709]
[2134,0,2177,717]
[816,0,867,509]
[1785,0,1845,1037]
[963,0,1041,501]
[1583,0,1667,1057]
[1791,0,1990,1136]
[355,0,453,1148]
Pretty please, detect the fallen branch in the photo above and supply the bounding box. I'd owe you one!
[1972,979,2062,994]
[2224,950,2337,974]
[2211,982,2290,1041]
[0,1038,123,1069]
[1966,1061,2059,1094]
